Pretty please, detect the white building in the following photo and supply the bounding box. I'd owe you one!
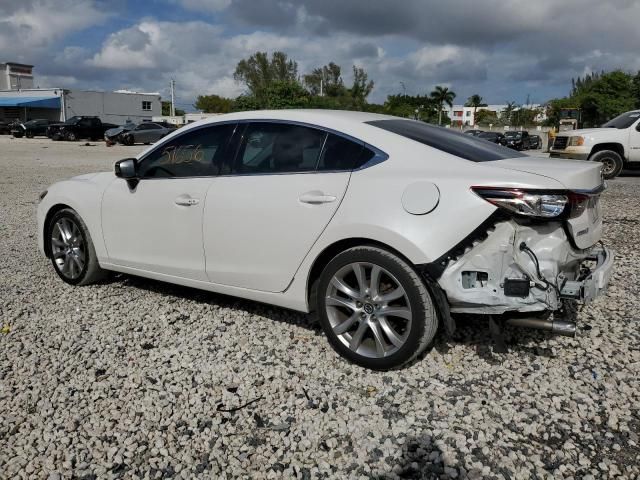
[0,61,162,123]
[0,62,34,90]
[445,103,546,127]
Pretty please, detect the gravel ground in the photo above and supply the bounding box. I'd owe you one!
[1,135,639,480]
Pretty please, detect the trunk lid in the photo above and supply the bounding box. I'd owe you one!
[489,157,603,190]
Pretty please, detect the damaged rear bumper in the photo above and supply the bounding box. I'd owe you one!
[559,246,614,303]
[424,218,614,315]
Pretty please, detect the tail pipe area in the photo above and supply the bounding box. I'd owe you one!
[506,317,577,337]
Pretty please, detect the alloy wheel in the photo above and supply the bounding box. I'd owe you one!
[324,262,413,358]
[51,217,86,280]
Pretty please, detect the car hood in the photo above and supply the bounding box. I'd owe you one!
[556,127,626,140]
[489,157,602,191]
[105,127,129,136]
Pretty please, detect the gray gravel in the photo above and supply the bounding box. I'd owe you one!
[1,135,639,479]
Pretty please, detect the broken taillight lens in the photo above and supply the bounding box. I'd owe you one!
[472,187,568,218]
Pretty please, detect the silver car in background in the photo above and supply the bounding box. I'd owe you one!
[105,122,175,146]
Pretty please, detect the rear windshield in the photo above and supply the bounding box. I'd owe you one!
[367,119,525,162]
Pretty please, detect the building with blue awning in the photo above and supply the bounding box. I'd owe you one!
[1,61,161,124]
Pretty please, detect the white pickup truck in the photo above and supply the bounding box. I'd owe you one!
[550,110,640,179]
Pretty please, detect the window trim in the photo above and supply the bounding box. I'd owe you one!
[135,119,388,180]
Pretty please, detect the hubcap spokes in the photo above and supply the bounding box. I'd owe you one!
[325,262,412,358]
[601,159,615,175]
[51,218,85,279]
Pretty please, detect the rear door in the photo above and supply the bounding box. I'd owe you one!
[203,122,372,292]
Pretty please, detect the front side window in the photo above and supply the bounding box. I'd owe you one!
[138,124,236,178]
[234,122,326,174]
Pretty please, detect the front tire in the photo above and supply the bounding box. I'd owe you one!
[48,208,106,285]
[316,246,439,370]
[65,131,78,141]
[590,150,623,179]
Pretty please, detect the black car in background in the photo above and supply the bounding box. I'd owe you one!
[11,119,53,138]
[529,134,542,149]
[47,116,118,141]
[0,119,18,135]
[504,130,531,150]
[477,131,507,146]
[464,129,484,136]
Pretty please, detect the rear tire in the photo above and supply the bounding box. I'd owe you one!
[590,150,623,179]
[65,131,78,141]
[47,208,107,286]
[316,246,439,370]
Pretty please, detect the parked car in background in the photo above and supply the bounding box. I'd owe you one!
[550,110,640,179]
[118,122,175,145]
[464,129,484,136]
[504,131,531,150]
[0,119,13,135]
[478,131,507,146]
[529,134,542,150]
[47,116,118,141]
[11,119,53,138]
[38,110,613,370]
[104,122,136,144]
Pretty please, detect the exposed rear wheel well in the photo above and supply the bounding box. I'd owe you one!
[43,203,73,258]
[589,143,625,160]
[306,238,417,311]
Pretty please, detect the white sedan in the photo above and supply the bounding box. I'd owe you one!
[37,110,614,370]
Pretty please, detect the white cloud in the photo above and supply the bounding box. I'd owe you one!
[0,0,110,51]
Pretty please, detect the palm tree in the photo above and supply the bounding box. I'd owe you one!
[465,94,487,126]
[501,101,518,125]
[430,86,456,125]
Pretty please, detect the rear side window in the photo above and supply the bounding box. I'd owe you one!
[367,119,526,162]
[317,134,376,171]
[234,122,326,174]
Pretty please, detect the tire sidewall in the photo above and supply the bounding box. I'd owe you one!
[48,209,90,285]
[316,247,432,370]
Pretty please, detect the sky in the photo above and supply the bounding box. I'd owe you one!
[2,0,640,110]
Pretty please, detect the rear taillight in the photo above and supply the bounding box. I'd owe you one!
[472,187,568,219]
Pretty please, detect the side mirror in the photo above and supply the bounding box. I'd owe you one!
[115,158,137,179]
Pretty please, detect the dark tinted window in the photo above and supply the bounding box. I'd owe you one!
[138,124,235,178]
[317,134,375,171]
[367,119,525,162]
[234,122,326,174]
[602,111,640,129]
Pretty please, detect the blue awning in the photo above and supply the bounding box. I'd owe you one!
[0,96,61,109]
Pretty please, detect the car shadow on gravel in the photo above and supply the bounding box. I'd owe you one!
[105,274,561,366]
[107,273,322,332]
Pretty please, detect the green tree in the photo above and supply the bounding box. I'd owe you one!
[430,86,456,125]
[234,51,298,96]
[161,101,185,116]
[475,109,499,126]
[193,94,234,113]
[303,62,345,97]
[234,81,310,111]
[349,66,374,106]
[501,101,518,124]
[465,94,487,125]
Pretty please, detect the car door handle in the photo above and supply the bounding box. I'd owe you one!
[299,192,337,204]
[175,195,199,206]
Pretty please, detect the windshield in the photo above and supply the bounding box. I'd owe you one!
[65,116,81,124]
[120,123,135,130]
[367,119,526,162]
[602,111,640,129]
[505,131,521,138]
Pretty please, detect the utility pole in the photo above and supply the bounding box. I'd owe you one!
[170,79,176,117]
[320,78,323,97]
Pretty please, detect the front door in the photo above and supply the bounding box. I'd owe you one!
[203,122,369,292]
[629,120,640,162]
[101,123,237,280]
